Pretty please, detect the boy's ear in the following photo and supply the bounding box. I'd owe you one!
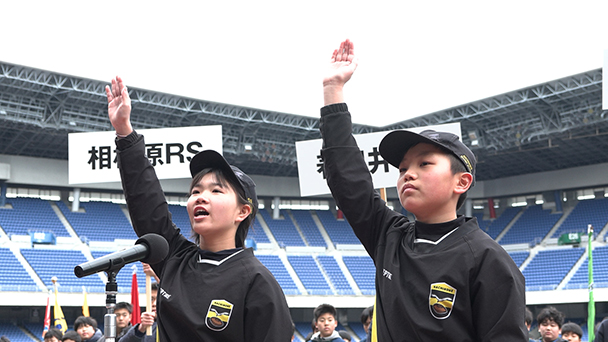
[454,172,473,195]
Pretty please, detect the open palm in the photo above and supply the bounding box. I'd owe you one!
[323,39,358,86]
[105,76,133,135]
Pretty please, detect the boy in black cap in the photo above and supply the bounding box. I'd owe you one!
[561,322,583,342]
[106,77,292,341]
[319,39,526,342]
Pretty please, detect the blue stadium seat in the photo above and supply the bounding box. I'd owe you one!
[342,256,375,295]
[508,250,530,268]
[288,255,332,295]
[552,198,608,240]
[315,211,360,246]
[565,245,608,289]
[0,322,33,342]
[255,254,300,295]
[290,210,327,247]
[56,201,136,242]
[482,207,521,240]
[499,205,561,245]
[259,209,306,247]
[21,249,105,292]
[0,197,69,237]
[317,255,355,295]
[522,248,584,291]
[0,248,39,291]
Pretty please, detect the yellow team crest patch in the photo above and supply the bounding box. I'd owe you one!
[206,299,234,331]
[429,282,456,319]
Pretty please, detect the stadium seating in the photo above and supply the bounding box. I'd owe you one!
[0,248,39,292]
[0,197,69,237]
[258,209,306,247]
[508,250,530,268]
[565,245,608,290]
[21,249,105,292]
[522,248,585,291]
[288,255,333,295]
[290,210,328,247]
[317,255,356,295]
[0,322,32,342]
[315,210,360,246]
[482,206,521,240]
[552,198,608,239]
[499,205,562,245]
[248,216,271,244]
[255,254,300,295]
[342,256,375,295]
[55,201,136,242]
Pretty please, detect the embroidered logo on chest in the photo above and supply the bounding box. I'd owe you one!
[206,299,234,331]
[428,282,456,319]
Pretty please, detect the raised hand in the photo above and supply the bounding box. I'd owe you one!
[142,262,160,283]
[323,39,358,106]
[323,39,358,88]
[105,76,133,136]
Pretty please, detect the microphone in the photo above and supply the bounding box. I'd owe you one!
[74,233,169,278]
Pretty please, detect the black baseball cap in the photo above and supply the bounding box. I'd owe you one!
[189,150,258,210]
[379,129,476,185]
[561,322,583,338]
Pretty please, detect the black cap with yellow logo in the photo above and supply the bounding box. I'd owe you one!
[189,150,259,210]
[379,129,476,186]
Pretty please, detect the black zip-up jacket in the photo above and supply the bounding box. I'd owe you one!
[320,103,527,342]
[116,132,293,342]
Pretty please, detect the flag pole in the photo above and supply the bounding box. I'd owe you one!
[588,224,596,342]
[146,274,152,336]
[51,277,67,334]
[82,286,90,317]
[42,289,51,339]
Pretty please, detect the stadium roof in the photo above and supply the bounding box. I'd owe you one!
[0,61,606,182]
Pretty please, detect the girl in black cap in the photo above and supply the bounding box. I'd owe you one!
[106,76,292,342]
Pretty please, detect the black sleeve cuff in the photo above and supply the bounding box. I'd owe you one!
[320,103,348,116]
[115,130,140,151]
[133,324,145,337]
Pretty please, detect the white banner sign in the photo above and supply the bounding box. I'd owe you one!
[68,125,222,184]
[296,123,462,197]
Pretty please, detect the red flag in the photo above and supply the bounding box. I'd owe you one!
[131,265,141,325]
[42,291,51,338]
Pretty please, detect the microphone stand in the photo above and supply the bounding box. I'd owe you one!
[104,270,119,342]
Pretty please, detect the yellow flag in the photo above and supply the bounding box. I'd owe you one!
[82,286,90,317]
[53,285,68,333]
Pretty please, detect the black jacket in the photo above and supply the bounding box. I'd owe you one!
[320,103,527,342]
[116,132,293,342]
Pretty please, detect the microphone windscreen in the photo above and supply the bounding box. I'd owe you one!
[136,233,169,264]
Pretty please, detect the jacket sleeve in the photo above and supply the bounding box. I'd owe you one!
[115,131,190,274]
[319,103,404,258]
[117,325,144,342]
[471,244,528,342]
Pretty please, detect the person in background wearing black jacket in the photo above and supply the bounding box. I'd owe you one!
[319,39,526,342]
[106,77,292,341]
[596,318,608,342]
[74,316,104,342]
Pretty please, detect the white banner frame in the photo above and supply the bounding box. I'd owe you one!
[68,125,222,184]
[296,123,462,197]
